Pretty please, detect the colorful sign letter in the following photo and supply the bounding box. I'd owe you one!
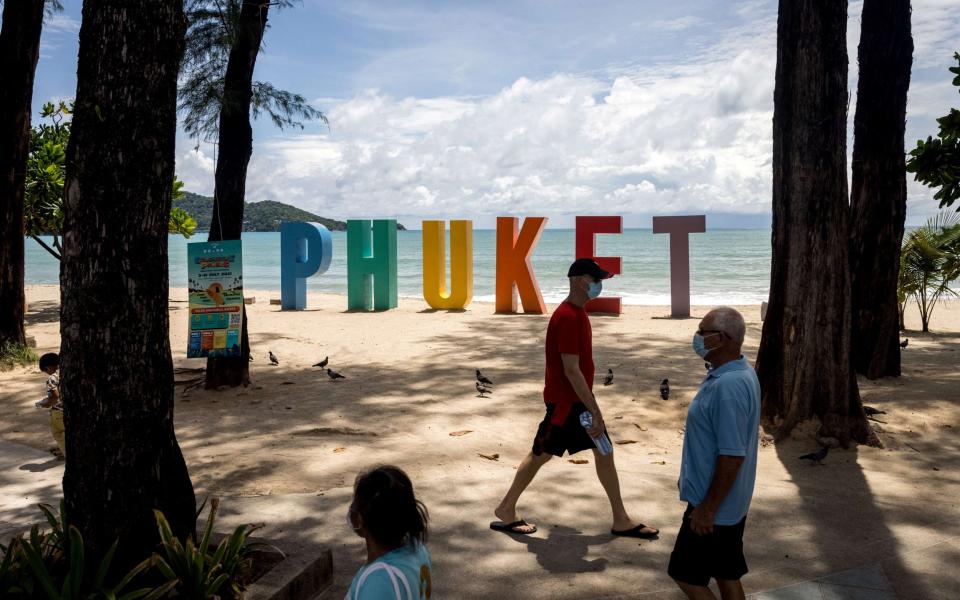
[280,222,332,310]
[422,220,473,310]
[652,215,706,318]
[347,219,398,311]
[575,216,623,315]
[495,217,547,314]
[187,240,244,358]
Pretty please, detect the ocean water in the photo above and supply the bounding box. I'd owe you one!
[24,229,772,304]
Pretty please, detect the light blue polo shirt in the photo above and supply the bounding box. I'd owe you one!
[678,355,761,525]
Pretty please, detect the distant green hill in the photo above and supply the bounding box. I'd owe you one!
[175,192,405,232]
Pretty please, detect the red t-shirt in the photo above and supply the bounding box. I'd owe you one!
[543,301,594,425]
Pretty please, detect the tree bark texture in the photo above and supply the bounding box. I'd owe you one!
[205,1,269,388]
[849,0,913,379]
[60,1,195,565]
[0,0,44,348]
[756,0,879,448]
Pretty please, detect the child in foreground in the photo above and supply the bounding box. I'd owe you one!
[346,465,432,600]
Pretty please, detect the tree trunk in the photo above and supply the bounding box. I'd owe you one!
[756,0,878,448]
[849,0,913,380]
[0,0,44,349]
[60,0,195,566]
[205,0,269,388]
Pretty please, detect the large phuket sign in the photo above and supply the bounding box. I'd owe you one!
[277,215,707,316]
[188,240,244,357]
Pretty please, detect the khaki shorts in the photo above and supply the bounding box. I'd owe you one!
[50,408,66,456]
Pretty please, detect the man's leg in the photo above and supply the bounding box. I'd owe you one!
[675,581,718,600]
[593,448,657,533]
[494,451,552,532]
[715,579,745,600]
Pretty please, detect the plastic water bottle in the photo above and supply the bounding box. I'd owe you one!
[579,411,613,455]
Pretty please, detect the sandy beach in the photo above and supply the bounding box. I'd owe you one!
[2,284,959,598]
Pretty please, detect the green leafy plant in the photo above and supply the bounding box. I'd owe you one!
[907,52,960,210]
[24,101,197,261]
[154,497,275,599]
[169,207,198,238]
[19,525,174,600]
[898,211,960,331]
[1,503,179,600]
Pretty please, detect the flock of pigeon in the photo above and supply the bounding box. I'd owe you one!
[264,351,346,380]
[260,347,901,467]
[470,364,892,468]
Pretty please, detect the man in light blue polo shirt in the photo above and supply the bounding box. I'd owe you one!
[668,307,760,600]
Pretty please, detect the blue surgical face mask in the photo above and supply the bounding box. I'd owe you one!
[587,280,603,299]
[692,332,719,359]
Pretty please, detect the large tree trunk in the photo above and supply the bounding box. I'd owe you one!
[205,0,269,388]
[0,0,44,349]
[60,0,195,565]
[849,0,913,380]
[756,0,878,448]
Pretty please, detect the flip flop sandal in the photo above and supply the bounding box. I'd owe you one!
[490,519,538,535]
[611,524,659,539]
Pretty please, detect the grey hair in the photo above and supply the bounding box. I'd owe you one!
[710,307,746,345]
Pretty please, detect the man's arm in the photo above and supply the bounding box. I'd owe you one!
[690,455,744,535]
[560,353,603,436]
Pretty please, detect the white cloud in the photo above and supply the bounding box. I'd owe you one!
[175,147,216,193]
[44,14,81,34]
[643,16,702,32]
[176,0,957,227]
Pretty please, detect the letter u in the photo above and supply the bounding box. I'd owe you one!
[422,220,473,309]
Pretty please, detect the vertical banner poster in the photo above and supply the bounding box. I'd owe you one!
[187,240,244,358]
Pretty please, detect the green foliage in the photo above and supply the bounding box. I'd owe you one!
[169,207,197,238]
[0,342,39,367]
[154,497,274,600]
[0,505,174,600]
[898,211,960,331]
[23,103,197,260]
[179,0,326,145]
[907,52,960,210]
[172,177,186,201]
[24,102,71,245]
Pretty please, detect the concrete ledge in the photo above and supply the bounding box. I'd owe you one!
[242,535,333,600]
[270,299,282,306]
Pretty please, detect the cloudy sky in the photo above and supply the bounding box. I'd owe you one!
[32,0,960,228]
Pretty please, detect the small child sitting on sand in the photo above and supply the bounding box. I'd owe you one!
[36,353,60,409]
[346,465,432,600]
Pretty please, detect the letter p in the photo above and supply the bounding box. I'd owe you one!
[280,222,332,310]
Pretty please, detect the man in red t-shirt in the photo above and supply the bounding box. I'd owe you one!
[491,258,659,539]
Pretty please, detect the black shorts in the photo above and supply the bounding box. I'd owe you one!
[668,504,748,586]
[532,402,606,457]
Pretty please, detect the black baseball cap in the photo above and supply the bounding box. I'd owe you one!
[567,258,612,280]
